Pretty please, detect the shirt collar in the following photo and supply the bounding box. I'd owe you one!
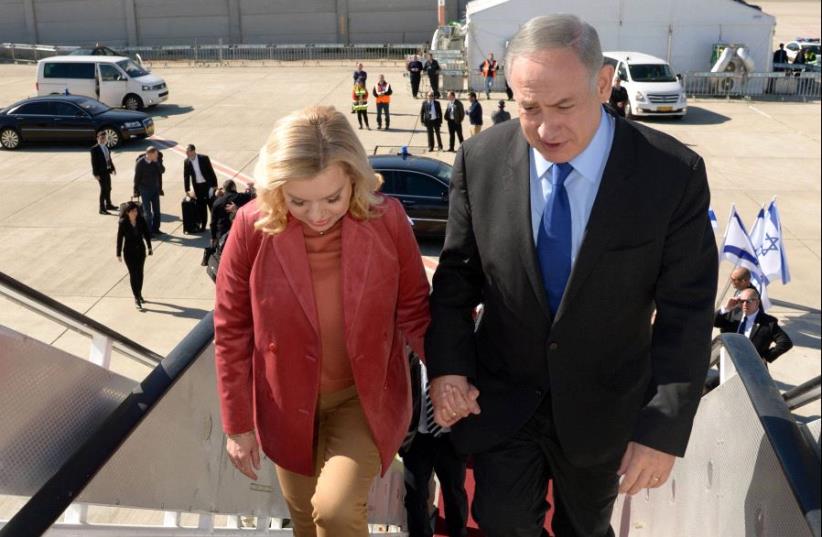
[532,106,613,183]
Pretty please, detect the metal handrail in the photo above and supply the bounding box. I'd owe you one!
[0,312,215,537]
[0,271,162,366]
[713,334,821,537]
[783,375,822,411]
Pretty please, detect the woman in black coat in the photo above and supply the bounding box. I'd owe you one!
[116,201,152,310]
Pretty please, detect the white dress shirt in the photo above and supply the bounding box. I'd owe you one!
[190,156,206,184]
[417,361,450,435]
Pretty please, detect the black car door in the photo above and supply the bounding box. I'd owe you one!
[397,171,449,236]
[9,102,53,141]
[51,101,95,142]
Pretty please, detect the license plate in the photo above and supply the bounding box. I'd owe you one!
[658,106,673,112]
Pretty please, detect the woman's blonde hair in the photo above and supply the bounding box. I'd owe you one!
[253,105,383,235]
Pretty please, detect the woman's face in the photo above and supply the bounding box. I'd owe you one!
[281,164,353,234]
[127,207,138,219]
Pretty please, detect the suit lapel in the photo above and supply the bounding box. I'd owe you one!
[272,221,319,335]
[504,129,551,320]
[749,311,763,341]
[341,215,373,338]
[554,116,637,323]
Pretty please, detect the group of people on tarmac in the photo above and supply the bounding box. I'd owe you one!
[93,138,253,310]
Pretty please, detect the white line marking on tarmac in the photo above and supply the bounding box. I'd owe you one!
[749,105,773,119]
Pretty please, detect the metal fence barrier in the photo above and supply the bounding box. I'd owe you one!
[0,42,424,65]
[685,71,821,100]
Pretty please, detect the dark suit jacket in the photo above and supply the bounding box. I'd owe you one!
[184,154,218,193]
[445,99,465,124]
[90,144,115,177]
[425,113,718,468]
[420,100,443,127]
[714,309,793,363]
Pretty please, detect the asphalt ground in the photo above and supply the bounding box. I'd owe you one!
[0,61,819,417]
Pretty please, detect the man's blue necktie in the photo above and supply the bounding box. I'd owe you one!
[537,162,574,316]
[737,317,747,334]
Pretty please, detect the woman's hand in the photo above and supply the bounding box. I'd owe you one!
[226,430,261,480]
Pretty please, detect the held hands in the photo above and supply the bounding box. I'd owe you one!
[430,375,481,428]
[226,430,261,480]
[617,441,676,495]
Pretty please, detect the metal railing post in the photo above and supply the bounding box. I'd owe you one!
[89,334,113,370]
[62,503,88,525]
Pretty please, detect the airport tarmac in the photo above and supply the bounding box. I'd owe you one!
[0,61,819,422]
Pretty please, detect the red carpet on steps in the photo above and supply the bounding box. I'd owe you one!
[433,463,555,537]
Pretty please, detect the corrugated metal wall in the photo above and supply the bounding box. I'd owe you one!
[0,0,469,45]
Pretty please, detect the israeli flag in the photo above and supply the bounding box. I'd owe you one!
[750,200,791,285]
[721,206,772,310]
[708,208,719,233]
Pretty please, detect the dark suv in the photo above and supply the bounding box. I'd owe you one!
[0,95,154,150]
[369,154,452,238]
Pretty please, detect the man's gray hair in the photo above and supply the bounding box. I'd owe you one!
[505,14,603,84]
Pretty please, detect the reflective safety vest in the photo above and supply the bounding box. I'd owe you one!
[373,81,392,104]
[352,85,368,111]
[482,59,497,78]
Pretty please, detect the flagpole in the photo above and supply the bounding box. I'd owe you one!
[715,204,738,309]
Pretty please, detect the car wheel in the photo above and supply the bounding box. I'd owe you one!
[98,127,122,148]
[123,94,143,111]
[0,127,21,150]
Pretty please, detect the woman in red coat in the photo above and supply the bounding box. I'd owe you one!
[214,105,430,537]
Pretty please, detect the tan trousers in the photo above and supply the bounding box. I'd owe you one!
[471,124,482,136]
[275,385,380,537]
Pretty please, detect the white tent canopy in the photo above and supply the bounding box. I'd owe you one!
[465,0,775,76]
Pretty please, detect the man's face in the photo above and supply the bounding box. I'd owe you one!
[427,93,435,101]
[508,48,611,164]
[730,270,750,291]
[489,53,494,61]
[146,151,157,162]
[97,134,107,145]
[448,94,455,102]
[379,75,385,83]
[613,78,621,87]
[738,290,760,317]
[357,63,363,71]
[186,148,195,159]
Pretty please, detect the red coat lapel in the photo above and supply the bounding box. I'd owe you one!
[272,220,319,336]
[341,215,373,341]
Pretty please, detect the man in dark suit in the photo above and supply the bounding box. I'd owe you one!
[425,14,717,537]
[90,131,117,214]
[715,287,793,364]
[183,144,219,232]
[445,91,465,152]
[420,92,443,152]
[133,146,165,235]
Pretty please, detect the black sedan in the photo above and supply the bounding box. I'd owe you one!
[0,95,154,150]
[369,154,452,238]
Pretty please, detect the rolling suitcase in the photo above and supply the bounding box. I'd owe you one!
[181,195,199,234]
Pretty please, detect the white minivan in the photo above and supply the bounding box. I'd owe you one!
[37,56,168,111]
[603,51,687,119]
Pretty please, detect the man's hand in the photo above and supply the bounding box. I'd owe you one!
[226,430,261,480]
[226,202,238,214]
[617,441,676,495]
[430,375,480,427]
[724,297,740,311]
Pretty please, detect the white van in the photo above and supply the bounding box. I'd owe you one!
[603,52,686,119]
[37,56,168,111]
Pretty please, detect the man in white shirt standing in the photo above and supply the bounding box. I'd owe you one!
[183,144,219,232]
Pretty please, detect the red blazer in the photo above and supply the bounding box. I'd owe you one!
[214,196,430,476]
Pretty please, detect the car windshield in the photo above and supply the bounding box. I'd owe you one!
[116,59,148,78]
[628,63,677,82]
[75,98,111,115]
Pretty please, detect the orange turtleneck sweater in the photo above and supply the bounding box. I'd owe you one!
[301,219,354,394]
